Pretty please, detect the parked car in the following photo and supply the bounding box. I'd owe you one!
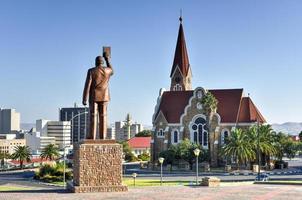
[255,173,269,181]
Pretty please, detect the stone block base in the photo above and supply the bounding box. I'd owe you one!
[201,177,220,187]
[69,183,128,193]
[70,140,128,193]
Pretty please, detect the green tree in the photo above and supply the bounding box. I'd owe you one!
[177,139,201,170]
[11,146,31,169]
[159,145,178,166]
[299,131,302,140]
[272,132,291,161]
[119,141,137,162]
[221,128,255,169]
[201,91,218,115]
[135,130,152,137]
[0,152,10,168]
[40,144,60,161]
[137,151,150,161]
[284,140,298,159]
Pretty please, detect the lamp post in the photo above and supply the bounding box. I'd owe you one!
[132,173,137,186]
[69,111,88,143]
[158,157,164,186]
[193,148,201,185]
[257,119,260,181]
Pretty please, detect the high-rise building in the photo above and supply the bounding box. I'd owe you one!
[59,105,89,144]
[47,121,71,149]
[115,121,125,141]
[36,119,49,136]
[107,126,115,140]
[0,109,20,134]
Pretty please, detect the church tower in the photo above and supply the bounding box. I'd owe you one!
[170,17,192,91]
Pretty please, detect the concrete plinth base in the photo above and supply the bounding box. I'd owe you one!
[69,140,128,193]
[201,177,220,187]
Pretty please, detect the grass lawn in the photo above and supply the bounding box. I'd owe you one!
[123,178,191,187]
[0,185,34,191]
[35,179,255,187]
[122,178,254,187]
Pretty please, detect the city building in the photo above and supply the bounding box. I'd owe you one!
[36,119,49,136]
[59,105,89,144]
[128,136,151,156]
[47,121,71,149]
[0,108,20,134]
[115,121,125,141]
[151,18,266,167]
[107,125,115,140]
[115,114,144,142]
[25,130,56,154]
[0,134,25,154]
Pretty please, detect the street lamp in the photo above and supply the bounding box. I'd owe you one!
[193,148,201,185]
[132,173,137,186]
[257,119,260,181]
[158,157,165,186]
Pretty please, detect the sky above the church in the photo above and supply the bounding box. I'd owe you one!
[0,0,302,125]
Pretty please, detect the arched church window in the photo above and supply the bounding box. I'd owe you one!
[221,129,230,145]
[190,117,208,148]
[171,129,179,144]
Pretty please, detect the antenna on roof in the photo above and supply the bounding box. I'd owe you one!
[248,93,250,97]
[179,9,183,23]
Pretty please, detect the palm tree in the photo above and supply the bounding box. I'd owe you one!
[40,144,60,161]
[247,125,276,166]
[221,128,255,169]
[11,146,31,169]
[201,91,218,160]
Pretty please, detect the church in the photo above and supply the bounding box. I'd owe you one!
[151,18,266,167]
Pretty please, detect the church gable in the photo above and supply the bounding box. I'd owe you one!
[153,90,193,124]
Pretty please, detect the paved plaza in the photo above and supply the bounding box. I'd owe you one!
[1,184,302,200]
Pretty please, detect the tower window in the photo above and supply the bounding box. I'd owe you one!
[173,84,182,91]
[157,129,164,137]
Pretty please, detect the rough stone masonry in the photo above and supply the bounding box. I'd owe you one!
[70,142,128,193]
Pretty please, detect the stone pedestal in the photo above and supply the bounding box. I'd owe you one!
[69,140,128,193]
[201,177,220,187]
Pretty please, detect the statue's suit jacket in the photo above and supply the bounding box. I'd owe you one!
[83,66,113,103]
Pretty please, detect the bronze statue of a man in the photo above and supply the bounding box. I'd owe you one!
[82,51,113,140]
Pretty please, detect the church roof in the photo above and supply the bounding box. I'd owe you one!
[170,18,190,77]
[237,97,266,123]
[155,89,266,124]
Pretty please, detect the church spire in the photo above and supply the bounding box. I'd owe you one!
[170,16,192,91]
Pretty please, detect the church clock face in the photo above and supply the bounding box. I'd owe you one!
[174,76,181,83]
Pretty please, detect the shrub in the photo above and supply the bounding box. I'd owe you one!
[35,163,72,183]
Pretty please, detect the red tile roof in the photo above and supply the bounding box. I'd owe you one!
[170,21,190,77]
[128,137,151,149]
[155,91,193,123]
[237,97,266,123]
[155,89,266,124]
[209,89,243,123]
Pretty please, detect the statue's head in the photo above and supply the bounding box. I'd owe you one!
[95,56,104,67]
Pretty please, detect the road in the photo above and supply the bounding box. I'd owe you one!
[0,171,61,189]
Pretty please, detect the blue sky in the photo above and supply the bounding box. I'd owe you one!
[0,0,301,125]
